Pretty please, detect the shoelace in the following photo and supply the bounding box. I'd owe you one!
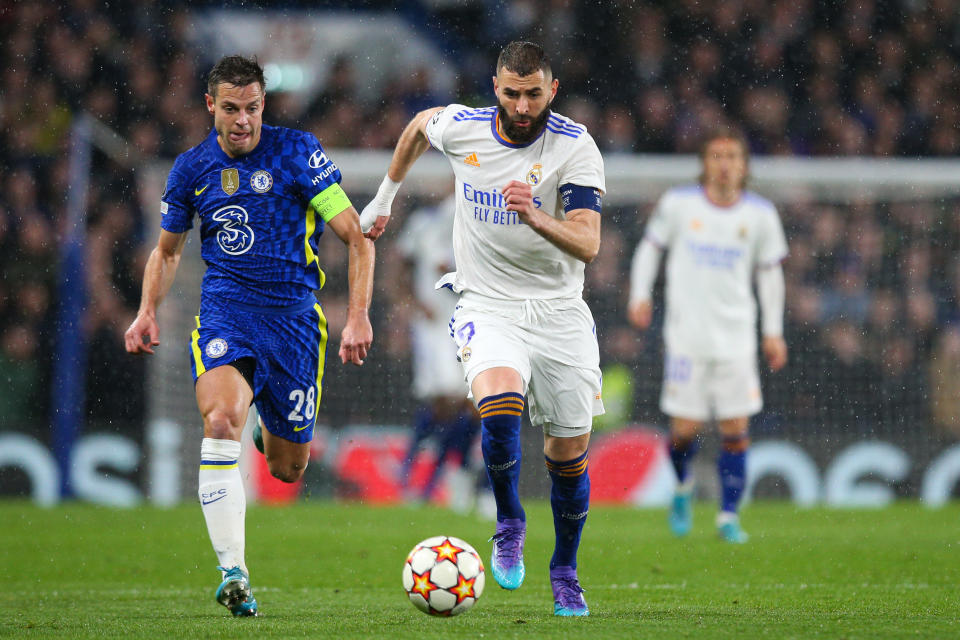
[553,576,586,607]
[489,528,524,564]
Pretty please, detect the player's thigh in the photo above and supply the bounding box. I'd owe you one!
[709,356,762,421]
[529,362,602,437]
[660,352,710,422]
[191,312,258,437]
[257,304,327,444]
[449,300,531,397]
[196,365,254,438]
[526,297,602,434]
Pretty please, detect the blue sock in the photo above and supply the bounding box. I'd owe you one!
[669,436,699,485]
[545,450,590,570]
[718,435,749,514]
[478,393,525,522]
[400,407,435,491]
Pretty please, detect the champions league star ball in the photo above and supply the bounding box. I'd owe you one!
[402,536,485,616]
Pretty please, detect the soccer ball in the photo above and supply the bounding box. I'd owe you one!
[402,535,485,616]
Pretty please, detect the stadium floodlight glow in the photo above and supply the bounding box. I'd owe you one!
[263,63,305,92]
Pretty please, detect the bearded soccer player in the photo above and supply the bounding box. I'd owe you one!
[360,41,604,616]
[627,129,788,543]
[124,55,374,616]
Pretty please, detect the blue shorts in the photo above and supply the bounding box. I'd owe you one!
[189,297,328,444]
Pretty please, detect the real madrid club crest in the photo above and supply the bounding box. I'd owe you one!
[206,338,228,359]
[526,163,542,186]
[250,169,273,193]
[221,168,239,195]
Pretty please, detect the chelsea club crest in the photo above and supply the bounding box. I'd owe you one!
[206,338,228,359]
[526,163,543,186]
[250,170,273,193]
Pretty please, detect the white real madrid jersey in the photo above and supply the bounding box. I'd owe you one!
[396,194,458,321]
[425,104,605,300]
[645,185,788,358]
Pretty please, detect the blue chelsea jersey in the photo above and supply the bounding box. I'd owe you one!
[160,125,350,308]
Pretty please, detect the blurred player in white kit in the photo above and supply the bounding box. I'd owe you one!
[361,41,605,616]
[628,129,788,543]
[396,193,485,513]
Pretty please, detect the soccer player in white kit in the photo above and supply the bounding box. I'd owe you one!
[361,42,604,616]
[627,130,788,543]
[396,193,482,510]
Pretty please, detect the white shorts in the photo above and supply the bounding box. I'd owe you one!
[659,351,762,421]
[410,316,469,400]
[449,293,604,436]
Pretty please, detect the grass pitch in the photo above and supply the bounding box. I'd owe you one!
[1,501,957,639]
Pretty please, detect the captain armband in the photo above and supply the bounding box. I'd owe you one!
[310,183,353,222]
[560,183,603,214]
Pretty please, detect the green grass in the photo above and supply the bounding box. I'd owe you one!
[0,501,957,639]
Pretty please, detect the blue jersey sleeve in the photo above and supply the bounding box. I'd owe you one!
[160,155,195,233]
[289,132,351,222]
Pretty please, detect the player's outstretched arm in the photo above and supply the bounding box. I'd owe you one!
[501,180,601,263]
[327,206,375,366]
[124,230,188,355]
[360,107,444,240]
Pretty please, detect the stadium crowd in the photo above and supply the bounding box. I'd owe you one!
[2,0,959,443]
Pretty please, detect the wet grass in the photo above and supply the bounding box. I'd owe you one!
[0,501,957,638]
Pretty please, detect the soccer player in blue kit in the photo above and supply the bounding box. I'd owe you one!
[124,56,374,617]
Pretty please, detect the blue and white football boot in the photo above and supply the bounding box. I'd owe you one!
[489,518,526,590]
[716,513,749,544]
[252,422,264,455]
[551,566,589,616]
[669,490,693,537]
[215,566,258,617]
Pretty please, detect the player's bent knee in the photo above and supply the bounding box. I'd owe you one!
[267,459,307,483]
[203,409,246,440]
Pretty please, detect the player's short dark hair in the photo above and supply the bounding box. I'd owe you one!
[207,55,266,97]
[497,41,552,78]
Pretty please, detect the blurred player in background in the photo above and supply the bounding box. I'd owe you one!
[124,55,374,616]
[627,128,788,543]
[360,41,605,616]
[395,192,484,513]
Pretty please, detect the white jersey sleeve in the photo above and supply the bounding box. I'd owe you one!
[558,133,606,194]
[755,201,789,266]
[644,191,676,248]
[423,104,464,154]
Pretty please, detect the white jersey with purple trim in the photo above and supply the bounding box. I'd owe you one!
[425,104,605,301]
[645,185,788,359]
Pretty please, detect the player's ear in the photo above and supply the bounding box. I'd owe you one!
[549,77,559,101]
[492,75,499,96]
[205,93,216,115]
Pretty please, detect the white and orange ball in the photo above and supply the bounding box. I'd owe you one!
[402,535,485,616]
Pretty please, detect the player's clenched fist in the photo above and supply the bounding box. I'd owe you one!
[502,180,537,221]
[124,313,160,355]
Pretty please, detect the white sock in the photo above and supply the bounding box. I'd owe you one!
[198,438,247,575]
[716,510,739,527]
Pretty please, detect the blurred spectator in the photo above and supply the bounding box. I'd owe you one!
[2,0,960,446]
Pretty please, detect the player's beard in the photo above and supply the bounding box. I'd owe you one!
[497,101,552,144]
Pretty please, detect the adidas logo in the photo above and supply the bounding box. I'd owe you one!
[464,152,480,167]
